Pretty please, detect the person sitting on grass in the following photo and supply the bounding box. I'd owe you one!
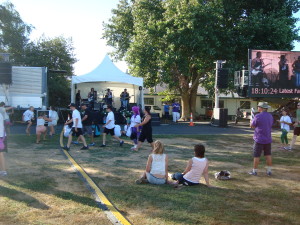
[171,144,210,187]
[136,140,169,185]
[36,112,52,144]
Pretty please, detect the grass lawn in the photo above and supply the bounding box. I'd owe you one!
[1,132,300,225]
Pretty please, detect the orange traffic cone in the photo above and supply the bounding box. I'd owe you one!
[189,112,195,126]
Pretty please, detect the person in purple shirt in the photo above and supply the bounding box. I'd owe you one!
[172,101,180,123]
[249,102,274,176]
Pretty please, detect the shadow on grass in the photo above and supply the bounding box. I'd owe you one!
[5,174,98,209]
[0,185,49,210]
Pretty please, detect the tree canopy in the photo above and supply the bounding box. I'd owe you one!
[103,0,300,119]
[0,2,77,107]
[24,37,77,107]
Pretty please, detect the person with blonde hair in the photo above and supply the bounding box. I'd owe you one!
[135,140,168,185]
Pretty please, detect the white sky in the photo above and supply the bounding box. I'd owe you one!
[1,0,300,75]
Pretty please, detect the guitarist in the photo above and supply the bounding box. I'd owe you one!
[120,89,130,109]
[292,56,300,87]
[251,51,265,87]
[88,88,96,110]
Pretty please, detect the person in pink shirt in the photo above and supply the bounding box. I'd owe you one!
[171,144,210,187]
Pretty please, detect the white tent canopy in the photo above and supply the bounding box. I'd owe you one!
[71,55,144,109]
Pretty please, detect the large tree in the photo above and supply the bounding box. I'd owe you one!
[104,0,299,119]
[0,2,32,63]
[24,36,77,107]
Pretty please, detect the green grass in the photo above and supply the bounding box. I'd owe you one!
[1,133,300,225]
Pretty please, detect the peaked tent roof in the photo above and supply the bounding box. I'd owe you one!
[72,55,143,86]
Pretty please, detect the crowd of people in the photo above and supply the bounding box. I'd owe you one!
[0,101,299,188]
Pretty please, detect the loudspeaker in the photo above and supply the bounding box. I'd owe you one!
[212,108,228,127]
[0,62,12,85]
[217,69,229,89]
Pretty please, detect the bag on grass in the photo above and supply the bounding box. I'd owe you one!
[215,170,231,180]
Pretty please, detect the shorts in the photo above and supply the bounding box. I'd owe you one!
[146,173,166,185]
[25,120,32,124]
[253,141,271,157]
[0,136,8,153]
[36,126,46,135]
[138,130,153,143]
[171,172,199,186]
[293,127,300,136]
[83,125,93,135]
[71,127,83,137]
[104,127,115,136]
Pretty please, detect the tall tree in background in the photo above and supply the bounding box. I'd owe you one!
[0,2,32,63]
[0,2,77,107]
[24,37,77,107]
[103,0,300,120]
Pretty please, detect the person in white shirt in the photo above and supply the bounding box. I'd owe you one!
[48,106,59,136]
[129,106,141,150]
[135,140,169,185]
[278,108,292,149]
[22,106,35,135]
[100,105,124,147]
[63,103,88,151]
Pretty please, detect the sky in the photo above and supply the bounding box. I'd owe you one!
[1,0,300,76]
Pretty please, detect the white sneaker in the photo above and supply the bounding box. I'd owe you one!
[284,146,292,151]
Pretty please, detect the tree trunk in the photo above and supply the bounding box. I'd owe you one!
[180,91,190,121]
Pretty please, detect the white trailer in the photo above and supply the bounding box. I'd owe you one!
[0,66,47,108]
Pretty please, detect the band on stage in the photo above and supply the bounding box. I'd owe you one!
[75,88,131,111]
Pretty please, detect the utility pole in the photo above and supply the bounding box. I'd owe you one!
[214,60,226,109]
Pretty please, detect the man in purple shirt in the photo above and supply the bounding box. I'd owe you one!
[172,101,180,123]
[249,102,273,176]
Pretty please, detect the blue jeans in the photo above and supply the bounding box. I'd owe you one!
[172,172,199,186]
[296,72,300,87]
[146,173,166,185]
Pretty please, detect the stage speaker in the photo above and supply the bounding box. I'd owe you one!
[217,69,229,89]
[0,62,12,85]
[212,108,228,127]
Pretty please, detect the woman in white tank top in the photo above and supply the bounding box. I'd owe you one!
[135,140,168,185]
[172,144,210,187]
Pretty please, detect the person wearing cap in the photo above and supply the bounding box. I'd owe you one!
[249,102,274,176]
[100,105,124,147]
[285,102,300,150]
[63,103,88,151]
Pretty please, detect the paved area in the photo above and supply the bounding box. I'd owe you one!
[10,121,255,135]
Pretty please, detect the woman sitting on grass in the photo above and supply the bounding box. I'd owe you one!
[172,144,210,187]
[36,112,52,144]
[136,140,168,185]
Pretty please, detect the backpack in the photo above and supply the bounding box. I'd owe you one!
[93,124,101,137]
[215,170,231,180]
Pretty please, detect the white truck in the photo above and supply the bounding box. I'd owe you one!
[0,66,48,108]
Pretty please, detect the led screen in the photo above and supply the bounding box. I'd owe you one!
[248,49,300,97]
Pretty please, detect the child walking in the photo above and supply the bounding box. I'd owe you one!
[135,140,168,185]
[172,144,210,187]
[278,109,292,149]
